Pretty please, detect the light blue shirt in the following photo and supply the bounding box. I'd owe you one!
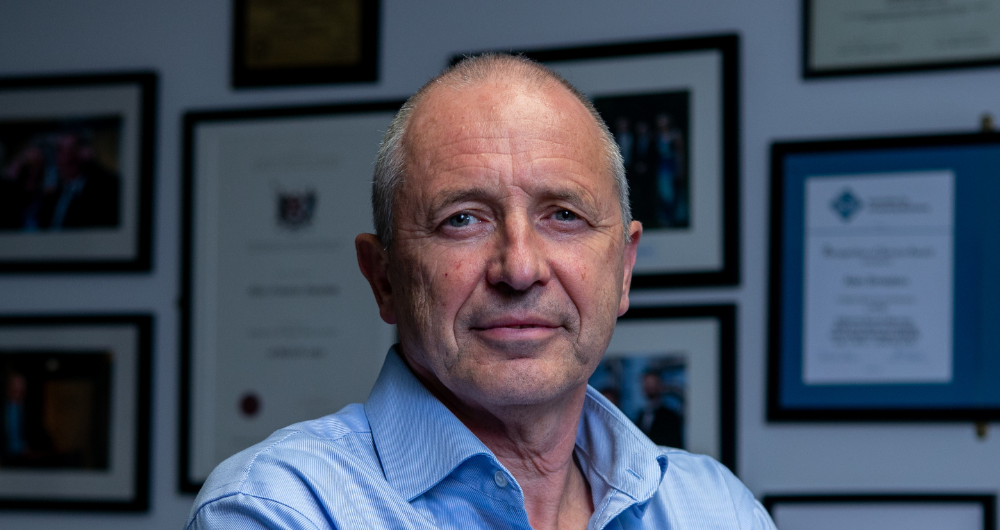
[187,348,775,529]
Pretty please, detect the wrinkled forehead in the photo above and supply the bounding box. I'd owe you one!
[401,79,609,189]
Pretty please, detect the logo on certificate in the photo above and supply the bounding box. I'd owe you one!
[830,189,862,221]
[276,189,316,229]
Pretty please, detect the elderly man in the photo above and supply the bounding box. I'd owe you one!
[187,54,775,530]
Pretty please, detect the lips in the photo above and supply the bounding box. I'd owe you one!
[472,316,559,331]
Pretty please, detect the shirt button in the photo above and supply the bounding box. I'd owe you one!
[493,470,509,488]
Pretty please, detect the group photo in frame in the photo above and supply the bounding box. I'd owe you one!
[180,101,400,491]
[592,305,736,470]
[768,132,1000,421]
[0,314,151,511]
[803,0,1000,78]
[764,494,996,530]
[456,34,740,288]
[0,72,156,273]
[231,0,380,87]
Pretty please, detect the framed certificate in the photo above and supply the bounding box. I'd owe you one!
[0,314,151,511]
[592,305,736,471]
[804,0,1000,78]
[456,34,740,287]
[232,0,380,87]
[768,132,1000,421]
[180,101,401,491]
[764,494,996,530]
[0,72,156,272]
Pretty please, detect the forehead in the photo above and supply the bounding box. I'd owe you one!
[401,79,611,197]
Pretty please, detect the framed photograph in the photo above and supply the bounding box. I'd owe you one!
[456,34,740,287]
[804,0,1000,78]
[0,314,151,511]
[591,305,736,470]
[180,101,401,491]
[232,0,380,87]
[0,72,156,273]
[768,132,1000,421]
[764,494,996,530]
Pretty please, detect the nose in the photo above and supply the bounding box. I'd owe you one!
[486,214,550,292]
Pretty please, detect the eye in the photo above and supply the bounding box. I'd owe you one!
[552,209,578,222]
[447,212,478,227]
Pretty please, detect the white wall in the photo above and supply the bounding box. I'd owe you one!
[1,1,998,528]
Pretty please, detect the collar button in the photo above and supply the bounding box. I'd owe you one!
[493,470,509,488]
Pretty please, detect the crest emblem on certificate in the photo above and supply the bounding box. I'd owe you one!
[276,188,316,229]
[830,189,862,221]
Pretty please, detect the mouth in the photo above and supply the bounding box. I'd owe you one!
[469,317,562,343]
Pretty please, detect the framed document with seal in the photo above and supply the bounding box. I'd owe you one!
[455,34,740,287]
[768,132,1000,421]
[591,305,736,471]
[0,72,156,272]
[0,314,152,511]
[232,0,380,87]
[804,0,1000,77]
[764,493,996,530]
[180,101,400,491]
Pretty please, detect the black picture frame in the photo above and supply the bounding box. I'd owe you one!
[803,0,1000,78]
[179,100,402,493]
[764,493,996,530]
[0,314,152,511]
[454,34,740,288]
[608,305,737,472]
[0,72,156,273]
[232,0,380,88]
[768,132,1000,422]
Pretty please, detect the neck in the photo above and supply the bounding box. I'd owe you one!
[404,357,595,530]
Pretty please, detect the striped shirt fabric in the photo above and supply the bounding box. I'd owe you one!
[187,348,776,530]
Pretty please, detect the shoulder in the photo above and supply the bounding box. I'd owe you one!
[187,404,382,529]
[647,449,776,530]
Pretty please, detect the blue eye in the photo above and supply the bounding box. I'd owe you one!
[448,213,475,227]
[553,209,577,221]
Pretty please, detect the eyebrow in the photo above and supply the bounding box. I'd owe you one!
[428,187,499,214]
[427,185,598,217]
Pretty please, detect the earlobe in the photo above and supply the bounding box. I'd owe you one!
[355,233,397,324]
[618,221,643,317]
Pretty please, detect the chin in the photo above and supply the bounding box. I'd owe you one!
[462,358,587,407]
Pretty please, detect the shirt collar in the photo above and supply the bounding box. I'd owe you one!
[365,347,668,506]
[364,347,496,501]
[575,387,668,510]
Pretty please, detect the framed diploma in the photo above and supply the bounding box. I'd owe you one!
[804,0,1000,78]
[180,100,401,491]
[456,34,740,287]
[232,0,380,87]
[768,132,1000,421]
[0,72,156,272]
[0,314,152,511]
[591,305,736,471]
[764,494,996,530]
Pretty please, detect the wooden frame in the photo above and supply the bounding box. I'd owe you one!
[765,493,996,530]
[232,0,380,87]
[180,100,400,492]
[0,314,152,511]
[600,305,737,471]
[0,72,156,273]
[768,132,1000,421]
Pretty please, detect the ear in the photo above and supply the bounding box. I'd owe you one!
[356,233,397,324]
[618,220,643,317]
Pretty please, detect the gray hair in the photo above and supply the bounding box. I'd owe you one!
[372,53,631,248]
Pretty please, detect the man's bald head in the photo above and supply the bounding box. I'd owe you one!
[371,54,630,248]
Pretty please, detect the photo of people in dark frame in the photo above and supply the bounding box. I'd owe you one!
[1,351,112,470]
[589,354,686,448]
[592,91,690,230]
[0,116,122,232]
